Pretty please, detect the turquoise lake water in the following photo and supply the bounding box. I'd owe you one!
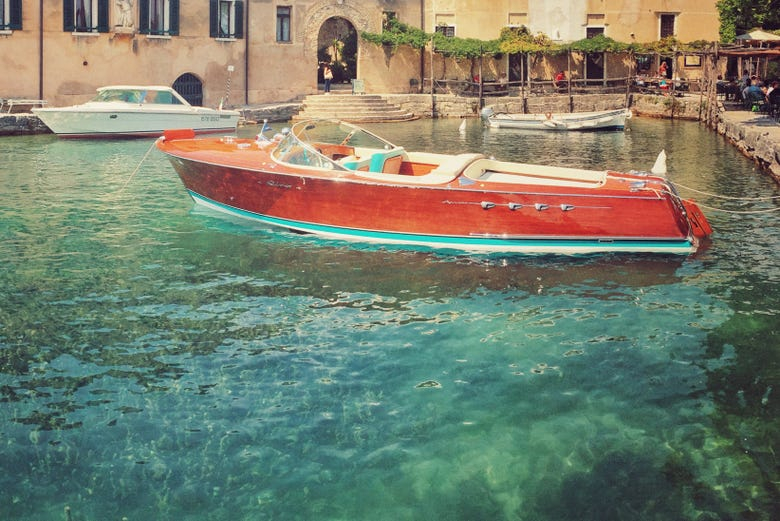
[1,117,778,520]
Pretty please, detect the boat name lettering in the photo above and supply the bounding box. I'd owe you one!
[201,116,221,122]
[442,200,483,206]
[266,180,293,189]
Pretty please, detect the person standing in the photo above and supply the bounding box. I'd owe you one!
[323,64,333,94]
[554,70,567,89]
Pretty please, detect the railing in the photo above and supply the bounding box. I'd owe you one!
[421,76,703,98]
[1,99,48,113]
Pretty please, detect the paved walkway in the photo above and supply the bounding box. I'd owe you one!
[721,103,780,135]
[716,103,780,183]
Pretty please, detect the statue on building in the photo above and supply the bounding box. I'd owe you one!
[116,0,134,28]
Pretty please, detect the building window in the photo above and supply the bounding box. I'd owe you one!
[434,14,455,37]
[63,0,109,32]
[1,0,23,30]
[276,6,290,42]
[382,11,396,30]
[210,0,243,39]
[435,25,455,37]
[660,14,675,38]
[586,26,604,38]
[139,0,179,36]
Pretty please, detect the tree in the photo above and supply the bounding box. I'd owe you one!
[717,0,780,42]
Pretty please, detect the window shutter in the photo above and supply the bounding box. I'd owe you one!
[10,0,23,29]
[234,1,243,39]
[138,0,148,34]
[209,0,218,37]
[63,0,75,31]
[97,0,109,32]
[169,0,179,35]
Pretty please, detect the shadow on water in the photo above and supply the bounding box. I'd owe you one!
[180,207,688,300]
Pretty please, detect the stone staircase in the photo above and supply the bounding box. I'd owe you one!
[292,94,417,122]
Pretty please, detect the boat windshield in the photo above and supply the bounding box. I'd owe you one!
[92,88,184,105]
[271,120,395,171]
[291,119,396,150]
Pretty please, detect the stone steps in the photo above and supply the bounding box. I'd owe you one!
[292,94,417,122]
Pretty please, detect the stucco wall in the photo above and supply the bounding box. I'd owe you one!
[0,0,720,107]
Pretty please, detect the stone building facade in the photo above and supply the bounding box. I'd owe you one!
[0,0,719,108]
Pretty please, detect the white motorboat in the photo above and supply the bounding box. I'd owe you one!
[33,86,241,138]
[481,107,631,131]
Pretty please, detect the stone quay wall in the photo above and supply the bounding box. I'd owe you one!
[714,112,780,184]
[0,113,51,136]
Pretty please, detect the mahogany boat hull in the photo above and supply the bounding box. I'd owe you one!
[157,121,711,255]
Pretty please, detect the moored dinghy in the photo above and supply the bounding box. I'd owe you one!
[481,106,631,131]
[156,118,711,255]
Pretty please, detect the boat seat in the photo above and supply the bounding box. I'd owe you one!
[339,156,371,171]
[369,148,406,174]
[426,153,486,178]
[463,158,606,187]
[354,152,486,185]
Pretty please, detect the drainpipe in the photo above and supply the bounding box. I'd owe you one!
[419,0,425,84]
[244,0,249,105]
[38,0,44,99]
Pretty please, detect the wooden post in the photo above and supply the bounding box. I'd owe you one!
[626,50,634,109]
[478,46,484,108]
[430,37,435,118]
[567,50,573,112]
[523,52,530,114]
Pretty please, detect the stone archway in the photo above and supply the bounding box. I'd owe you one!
[317,18,358,85]
[300,1,377,62]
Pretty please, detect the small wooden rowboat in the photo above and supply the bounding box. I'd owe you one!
[481,107,631,131]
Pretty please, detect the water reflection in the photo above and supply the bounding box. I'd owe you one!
[172,214,687,300]
[1,118,779,520]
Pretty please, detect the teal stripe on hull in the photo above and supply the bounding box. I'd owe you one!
[188,191,695,255]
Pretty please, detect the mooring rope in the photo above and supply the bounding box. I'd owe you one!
[660,187,780,214]
[119,139,157,193]
[672,181,780,201]
[692,201,780,214]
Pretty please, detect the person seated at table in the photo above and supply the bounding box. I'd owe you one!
[742,76,758,104]
[554,70,567,89]
[768,80,777,98]
[716,75,728,96]
[768,82,780,113]
[739,70,750,89]
[743,81,766,111]
[722,76,740,101]
[658,78,669,95]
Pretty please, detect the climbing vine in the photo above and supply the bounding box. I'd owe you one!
[362,22,717,58]
[359,19,429,51]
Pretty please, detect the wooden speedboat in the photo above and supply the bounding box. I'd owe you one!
[156,119,711,255]
[33,86,240,138]
[481,107,631,131]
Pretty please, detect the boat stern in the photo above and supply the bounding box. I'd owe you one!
[682,199,713,240]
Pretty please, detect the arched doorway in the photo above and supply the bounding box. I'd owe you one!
[317,17,357,87]
[172,73,203,106]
